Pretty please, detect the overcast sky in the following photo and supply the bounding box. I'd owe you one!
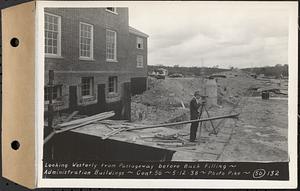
[128,2,290,69]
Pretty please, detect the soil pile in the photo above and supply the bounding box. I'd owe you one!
[134,77,206,108]
[131,69,286,123]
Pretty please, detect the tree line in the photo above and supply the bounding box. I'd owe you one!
[241,64,288,78]
[148,65,228,77]
[148,64,288,78]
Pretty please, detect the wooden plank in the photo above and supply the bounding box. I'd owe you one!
[63,111,79,123]
[55,112,115,133]
[43,131,55,145]
[102,127,127,140]
[57,111,114,127]
[157,142,183,147]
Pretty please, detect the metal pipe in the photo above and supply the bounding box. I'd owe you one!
[127,113,239,131]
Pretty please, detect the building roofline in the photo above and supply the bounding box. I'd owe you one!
[129,26,149,38]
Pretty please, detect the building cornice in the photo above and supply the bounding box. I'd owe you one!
[129,26,149,38]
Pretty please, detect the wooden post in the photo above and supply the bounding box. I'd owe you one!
[48,70,54,129]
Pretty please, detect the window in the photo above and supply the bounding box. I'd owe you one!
[137,55,144,68]
[108,76,118,93]
[106,30,117,61]
[44,85,62,101]
[79,22,93,59]
[106,7,117,14]
[45,13,61,56]
[81,77,94,97]
[137,37,144,49]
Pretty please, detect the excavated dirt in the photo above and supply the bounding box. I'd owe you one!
[135,77,206,107]
[131,69,289,162]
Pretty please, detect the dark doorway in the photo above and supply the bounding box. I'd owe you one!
[97,84,106,113]
[131,77,147,95]
[69,86,77,111]
[121,82,131,120]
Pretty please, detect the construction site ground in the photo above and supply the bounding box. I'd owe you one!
[130,70,288,162]
[51,70,288,162]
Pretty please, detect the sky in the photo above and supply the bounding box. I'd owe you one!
[128,2,290,69]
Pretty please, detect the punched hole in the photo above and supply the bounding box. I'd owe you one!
[10,38,19,47]
[11,140,20,150]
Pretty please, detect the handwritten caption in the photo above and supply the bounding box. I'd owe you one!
[43,161,288,180]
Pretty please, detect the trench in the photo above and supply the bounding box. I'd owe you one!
[44,131,175,161]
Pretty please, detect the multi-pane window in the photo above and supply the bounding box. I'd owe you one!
[45,13,61,56]
[81,77,94,97]
[137,55,144,68]
[106,30,117,61]
[44,85,62,101]
[106,7,117,14]
[137,37,144,49]
[80,22,93,59]
[108,76,118,93]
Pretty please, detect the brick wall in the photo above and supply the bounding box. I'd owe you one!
[128,32,148,77]
[44,8,130,69]
[43,8,148,114]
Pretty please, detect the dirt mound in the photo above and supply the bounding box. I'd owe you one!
[131,102,189,123]
[217,71,263,96]
[131,69,278,123]
[134,77,205,108]
[137,70,263,109]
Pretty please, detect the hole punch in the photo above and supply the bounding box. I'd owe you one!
[10,38,19,47]
[11,140,20,150]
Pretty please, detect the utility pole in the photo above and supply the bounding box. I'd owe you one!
[200,57,205,76]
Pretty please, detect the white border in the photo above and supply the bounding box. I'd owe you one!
[36,1,298,188]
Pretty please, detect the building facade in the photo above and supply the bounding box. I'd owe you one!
[44,8,148,119]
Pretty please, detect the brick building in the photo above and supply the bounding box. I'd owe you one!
[44,8,148,119]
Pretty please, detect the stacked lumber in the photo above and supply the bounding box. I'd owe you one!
[55,111,115,133]
[97,113,239,141]
[44,111,115,144]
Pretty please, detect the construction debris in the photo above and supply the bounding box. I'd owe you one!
[44,111,115,144]
[56,111,115,128]
[46,69,288,162]
[44,111,79,144]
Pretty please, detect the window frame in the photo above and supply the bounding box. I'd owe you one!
[81,77,94,98]
[79,22,94,60]
[137,55,144,68]
[137,37,144,49]
[44,85,62,102]
[44,12,62,57]
[108,76,118,94]
[106,7,118,14]
[106,29,117,62]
